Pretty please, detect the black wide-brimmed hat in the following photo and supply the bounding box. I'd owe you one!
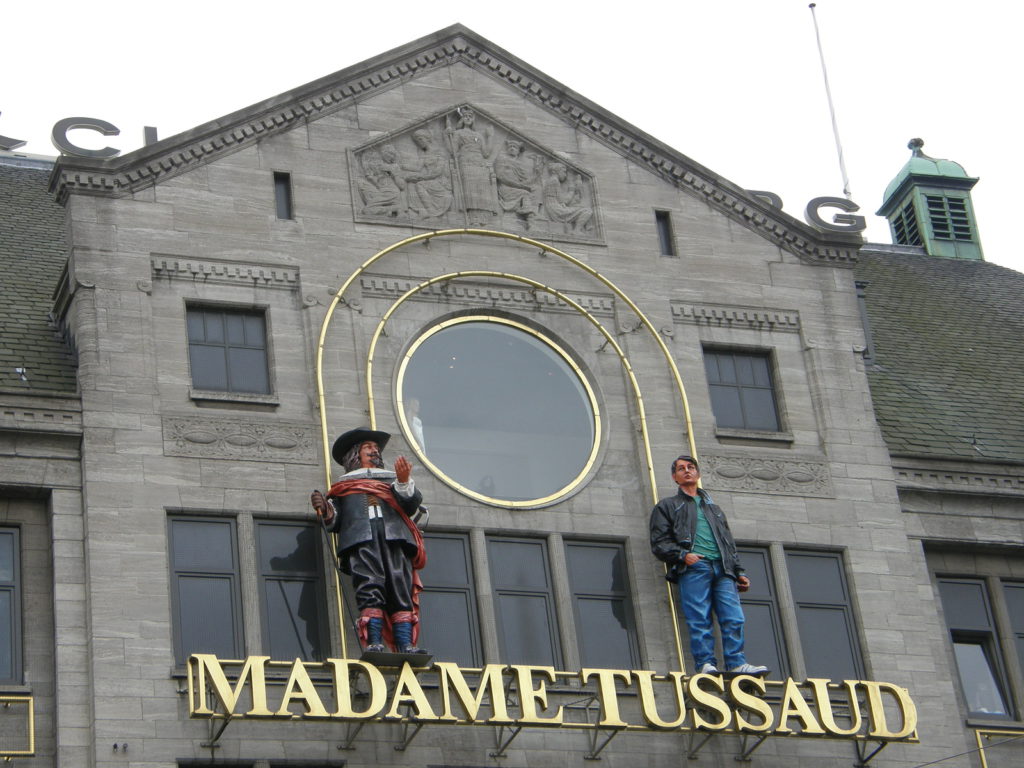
[332,427,391,466]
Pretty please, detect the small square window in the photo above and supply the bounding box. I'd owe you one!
[187,307,270,395]
[703,349,780,431]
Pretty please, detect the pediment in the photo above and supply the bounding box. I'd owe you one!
[50,24,860,265]
[351,104,602,244]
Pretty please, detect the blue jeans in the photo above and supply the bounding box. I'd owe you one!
[677,558,747,669]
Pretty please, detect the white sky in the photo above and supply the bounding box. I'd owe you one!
[4,1,1017,271]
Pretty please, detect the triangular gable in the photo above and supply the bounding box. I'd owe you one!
[50,24,860,265]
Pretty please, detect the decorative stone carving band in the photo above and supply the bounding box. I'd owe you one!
[701,454,833,497]
[163,417,317,463]
[894,467,1024,496]
[671,302,801,332]
[151,257,299,290]
[359,275,615,316]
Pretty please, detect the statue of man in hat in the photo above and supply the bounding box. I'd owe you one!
[310,427,427,655]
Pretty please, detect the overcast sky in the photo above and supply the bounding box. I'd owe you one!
[4,1,1016,271]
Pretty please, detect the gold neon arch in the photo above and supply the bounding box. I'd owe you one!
[314,229,697,664]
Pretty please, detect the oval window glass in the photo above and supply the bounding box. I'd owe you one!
[398,317,599,506]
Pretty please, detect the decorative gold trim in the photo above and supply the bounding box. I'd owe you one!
[975,728,1024,768]
[314,229,695,668]
[388,312,601,508]
[0,695,34,757]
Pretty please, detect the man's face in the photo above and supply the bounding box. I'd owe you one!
[672,459,700,486]
[358,441,384,469]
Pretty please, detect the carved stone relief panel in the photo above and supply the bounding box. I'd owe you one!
[350,104,602,244]
[163,416,317,464]
[701,453,834,498]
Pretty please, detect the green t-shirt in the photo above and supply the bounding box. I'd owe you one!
[690,494,721,560]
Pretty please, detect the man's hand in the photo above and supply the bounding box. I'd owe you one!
[736,575,751,593]
[311,490,334,524]
[394,455,412,484]
[683,552,704,566]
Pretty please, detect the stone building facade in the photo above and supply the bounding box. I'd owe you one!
[1,24,1020,768]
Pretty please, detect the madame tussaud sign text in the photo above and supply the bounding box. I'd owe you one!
[187,654,918,742]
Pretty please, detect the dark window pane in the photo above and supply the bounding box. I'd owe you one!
[787,551,844,605]
[494,593,558,667]
[0,589,12,679]
[0,533,12,582]
[939,580,995,631]
[576,598,634,668]
[655,210,675,256]
[244,314,266,346]
[186,311,205,341]
[1004,583,1024,633]
[188,346,229,391]
[565,545,623,593]
[738,547,789,679]
[256,523,326,662]
[227,348,270,393]
[178,575,239,658]
[741,389,779,430]
[419,589,478,665]
[489,539,548,590]
[225,313,245,345]
[274,172,293,219]
[735,355,755,385]
[709,386,744,428]
[203,312,224,343]
[419,533,480,666]
[796,605,860,681]
[716,354,737,384]
[263,578,324,660]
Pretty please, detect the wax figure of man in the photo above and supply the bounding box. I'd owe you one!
[310,427,427,654]
[649,455,768,675]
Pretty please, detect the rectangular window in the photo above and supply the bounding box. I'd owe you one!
[256,522,328,662]
[737,546,789,679]
[1004,582,1024,679]
[487,537,561,667]
[273,172,293,219]
[655,210,676,256]
[418,532,482,666]
[703,349,780,431]
[785,550,863,681]
[0,528,22,683]
[938,578,1012,718]
[169,517,244,664]
[186,307,270,395]
[564,540,639,669]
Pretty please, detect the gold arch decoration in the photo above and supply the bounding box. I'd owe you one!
[314,229,697,665]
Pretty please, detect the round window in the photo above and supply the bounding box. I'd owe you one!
[397,316,599,506]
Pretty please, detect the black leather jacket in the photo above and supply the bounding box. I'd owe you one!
[649,487,744,583]
[326,468,422,560]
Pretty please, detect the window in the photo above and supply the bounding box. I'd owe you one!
[737,546,789,679]
[926,195,971,241]
[655,210,676,256]
[186,307,270,395]
[256,522,328,661]
[892,199,922,246]
[274,172,293,219]
[418,532,482,666]
[169,517,244,663]
[1004,582,1024,678]
[564,541,639,668]
[398,316,599,506]
[0,528,22,683]
[487,537,561,667]
[785,550,863,681]
[703,349,780,431]
[938,578,1012,718]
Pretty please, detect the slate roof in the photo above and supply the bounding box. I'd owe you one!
[857,247,1024,465]
[0,161,78,394]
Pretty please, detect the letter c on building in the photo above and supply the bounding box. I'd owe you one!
[51,117,121,158]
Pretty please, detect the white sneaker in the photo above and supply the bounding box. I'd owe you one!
[698,662,720,674]
[729,663,768,675]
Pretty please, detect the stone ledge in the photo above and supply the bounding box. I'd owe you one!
[151,256,299,290]
[671,302,801,332]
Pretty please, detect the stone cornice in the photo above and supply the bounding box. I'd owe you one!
[0,394,82,436]
[150,256,300,290]
[671,302,801,332]
[892,458,1024,497]
[358,274,615,316]
[50,26,860,267]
